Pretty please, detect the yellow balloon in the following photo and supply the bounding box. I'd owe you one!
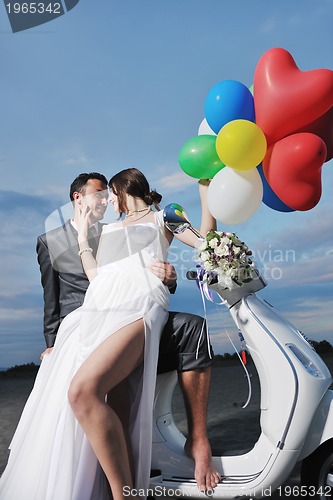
[216,119,267,171]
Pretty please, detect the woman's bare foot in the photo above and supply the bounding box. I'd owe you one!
[184,437,221,492]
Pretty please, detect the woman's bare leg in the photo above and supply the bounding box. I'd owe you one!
[107,379,134,480]
[68,319,145,500]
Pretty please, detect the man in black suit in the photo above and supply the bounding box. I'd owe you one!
[36,172,219,490]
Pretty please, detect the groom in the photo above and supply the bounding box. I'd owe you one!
[36,172,219,491]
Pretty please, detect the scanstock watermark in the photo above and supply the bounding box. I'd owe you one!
[3,0,79,32]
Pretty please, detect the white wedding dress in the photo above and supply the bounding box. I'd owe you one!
[0,212,170,500]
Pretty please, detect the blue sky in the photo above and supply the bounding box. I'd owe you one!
[0,0,332,368]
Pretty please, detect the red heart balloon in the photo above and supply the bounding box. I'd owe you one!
[254,48,333,146]
[263,133,327,211]
[293,106,333,162]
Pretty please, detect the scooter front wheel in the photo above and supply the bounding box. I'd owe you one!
[301,440,333,499]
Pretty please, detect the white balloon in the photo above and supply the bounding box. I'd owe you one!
[207,167,263,224]
[198,118,216,136]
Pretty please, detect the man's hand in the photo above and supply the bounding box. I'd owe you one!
[149,259,177,289]
[40,347,53,361]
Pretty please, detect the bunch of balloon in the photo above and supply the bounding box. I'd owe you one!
[254,47,333,212]
[179,79,267,224]
[178,48,333,222]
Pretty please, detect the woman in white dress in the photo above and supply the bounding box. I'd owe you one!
[0,168,216,500]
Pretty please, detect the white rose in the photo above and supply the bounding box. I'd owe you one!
[203,261,215,271]
[215,245,228,257]
[200,251,211,262]
[223,244,230,255]
[220,236,230,246]
[209,238,219,249]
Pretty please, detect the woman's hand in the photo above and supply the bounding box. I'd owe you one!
[76,201,97,282]
[76,203,92,244]
[40,347,53,361]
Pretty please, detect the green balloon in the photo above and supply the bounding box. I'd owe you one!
[178,135,225,179]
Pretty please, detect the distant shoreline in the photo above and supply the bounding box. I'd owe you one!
[0,362,40,377]
[1,350,333,375]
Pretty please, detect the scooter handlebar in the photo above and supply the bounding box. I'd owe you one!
[186,270,198,281]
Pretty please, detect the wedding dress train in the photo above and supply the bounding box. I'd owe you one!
[0,212,170,500]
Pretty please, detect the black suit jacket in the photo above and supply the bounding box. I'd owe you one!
[36,220,102,347]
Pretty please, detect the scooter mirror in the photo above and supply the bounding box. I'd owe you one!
[163,203,203,239]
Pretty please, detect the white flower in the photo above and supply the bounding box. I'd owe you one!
[196,229,254,289]
[215,244,229,257]
[200,251,211,262]
[220,236,230,246]
[209,238,219,249]
[203,261,215,271]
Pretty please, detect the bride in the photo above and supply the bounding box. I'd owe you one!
[0,168,217,500]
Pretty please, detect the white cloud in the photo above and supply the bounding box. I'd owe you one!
[154,170,197,193]
[45,141,95,169]
[258,16,277,34]
[0,307,40,322]
[34,185,69,201]
[63,155,90,166]
[249,206,333,288]
[287,15,302,28]
[204,290,333,356]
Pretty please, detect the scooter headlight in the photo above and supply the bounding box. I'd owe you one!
[288,344,323,377]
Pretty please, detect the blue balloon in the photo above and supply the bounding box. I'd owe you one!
[204,80,255,134]
[257,165,295,213]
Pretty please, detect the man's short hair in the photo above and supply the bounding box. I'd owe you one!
[69,172,108,201]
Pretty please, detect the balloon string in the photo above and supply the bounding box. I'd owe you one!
[215,307,252,409]
[195,269,252,407]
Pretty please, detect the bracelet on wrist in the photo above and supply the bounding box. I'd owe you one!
[78,247,93,257]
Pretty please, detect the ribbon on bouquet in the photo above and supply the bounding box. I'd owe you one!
[195,265,252,408]
[195,266,225,305]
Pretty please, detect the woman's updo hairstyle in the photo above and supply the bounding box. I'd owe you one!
[109,168,162,214]
[144,189,162,207]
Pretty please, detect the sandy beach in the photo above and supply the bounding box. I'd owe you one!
[1,355,332,499]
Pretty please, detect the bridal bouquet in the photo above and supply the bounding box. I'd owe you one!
[196,230,254,289]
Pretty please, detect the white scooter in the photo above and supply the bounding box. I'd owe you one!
[149,206,333,499]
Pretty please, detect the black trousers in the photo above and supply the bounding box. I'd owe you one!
[157,311,214,374]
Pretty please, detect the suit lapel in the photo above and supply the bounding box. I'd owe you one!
[63,220,80,255]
